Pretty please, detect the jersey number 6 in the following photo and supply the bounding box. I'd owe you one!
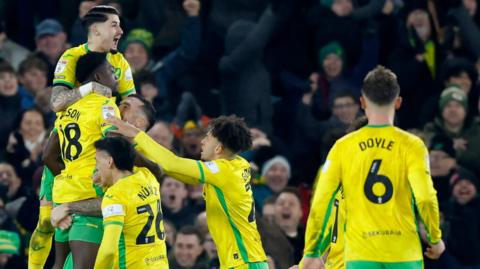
[363,159,393,204]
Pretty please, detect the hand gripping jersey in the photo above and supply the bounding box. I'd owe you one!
[304,125,441,264]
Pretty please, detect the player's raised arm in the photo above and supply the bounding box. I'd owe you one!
[300,144,342,268]
[50,83,112,112]
[406,138,443,248]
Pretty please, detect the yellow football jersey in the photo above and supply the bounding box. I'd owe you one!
[52,94,120,203]
[53,43,135,97]
[133,131,267,268]
[304,125,441,263]
[98,167,168,268]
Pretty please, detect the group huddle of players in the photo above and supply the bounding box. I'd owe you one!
[25,4,445,269]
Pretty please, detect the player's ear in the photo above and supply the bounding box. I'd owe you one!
[107,156,113,168]
[94,73,101,83]
[394,96,402,110]
[359,96,366,110]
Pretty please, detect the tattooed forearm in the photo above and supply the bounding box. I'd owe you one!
[50,85,82,112]
[66,198,103,217]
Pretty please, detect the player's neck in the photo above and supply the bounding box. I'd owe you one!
[87,39,108,53]
[366,110,394,126]
[111,169,133,184]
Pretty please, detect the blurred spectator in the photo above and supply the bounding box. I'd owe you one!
[320,90,361,132]
[256,215,294,269]
[122,29,155,73]
[420,57,479,126]
[33,19,68,84]
[389,8,443,128]
[6,109,47,184]
[0,229,23,269]
[148,121,175,150]
[161,176,197,229]
[0,22,31,71]
[33,86,55,127]
[164,219,177,251]
[261,196,276,225]
[169,225,209,269]
[444,168,480,267]
[219,7,277,135]
[188,184,205,210]
[424,87,480,175]
[273,187,304,263]
[203,233,219,269]
[429,134,458,207]
[194,211,208,236]
[253,155,291,210]
[17,56,48,110]
[0,163,29,202]
[0,62,22,161]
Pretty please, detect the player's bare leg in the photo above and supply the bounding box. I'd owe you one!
[70,241,100,269]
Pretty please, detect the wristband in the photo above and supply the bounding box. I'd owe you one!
[79,82,93,97]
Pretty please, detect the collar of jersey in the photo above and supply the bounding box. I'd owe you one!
[365,124,392,128]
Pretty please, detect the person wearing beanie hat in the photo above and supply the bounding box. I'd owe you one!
[318,41,345,80]
[253,155,291,210]
[439,86,468,114]
[122,28,154,73]
[320,0,353,17]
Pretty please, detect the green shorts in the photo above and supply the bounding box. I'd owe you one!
[347,260,423,269]
[39,167,54,202]
[54,215,103,244]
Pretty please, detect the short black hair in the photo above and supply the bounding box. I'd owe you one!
[333,90,358,104]
[0,61,15,74]
[81,5,120,32]
[208,115,252,154]
[277,186,301,203]
[176,225,204,244]
[76,52,108,83]
[441,58,478,86]
[127,94,156,131]
[362,66,400,105]
[94,137,135,172]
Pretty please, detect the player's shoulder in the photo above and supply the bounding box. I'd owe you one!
[60,44,87,59]
[107,51,128,64]
[392,126,426,148]
[103,185,125,203]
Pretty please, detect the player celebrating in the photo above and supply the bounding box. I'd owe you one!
[50,5,134,113]
[92,137,168,268]
[299,66,444,269]
[29,5,135,268]
[107,115,268,269]
[52,51,121,269]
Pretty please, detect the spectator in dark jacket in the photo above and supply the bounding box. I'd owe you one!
[424,87,480,176]
[219,7,278,135]
[0,62,22,161]
[444,168,480,267]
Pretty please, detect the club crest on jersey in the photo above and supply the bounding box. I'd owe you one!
[205,161,219,174]
[102,105,115,119]
[55,60,67,74]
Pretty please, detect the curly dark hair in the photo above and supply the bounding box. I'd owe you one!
[208,115,252,154]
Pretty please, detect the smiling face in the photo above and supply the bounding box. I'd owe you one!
[453,179,477,205]
[124,43,148,72]
[20,110,45,142]
[174,233,203,268]
[0,71,18,97]
[93,14,123,52]
[265,163,290,193]
[442,100,466,128]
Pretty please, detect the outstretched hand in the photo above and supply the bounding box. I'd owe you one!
[106,116,141,139]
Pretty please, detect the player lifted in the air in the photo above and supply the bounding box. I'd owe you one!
[108,115,269,269]
[299,66,444,269]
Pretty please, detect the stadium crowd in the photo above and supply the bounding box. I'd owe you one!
[0,0,479,268]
